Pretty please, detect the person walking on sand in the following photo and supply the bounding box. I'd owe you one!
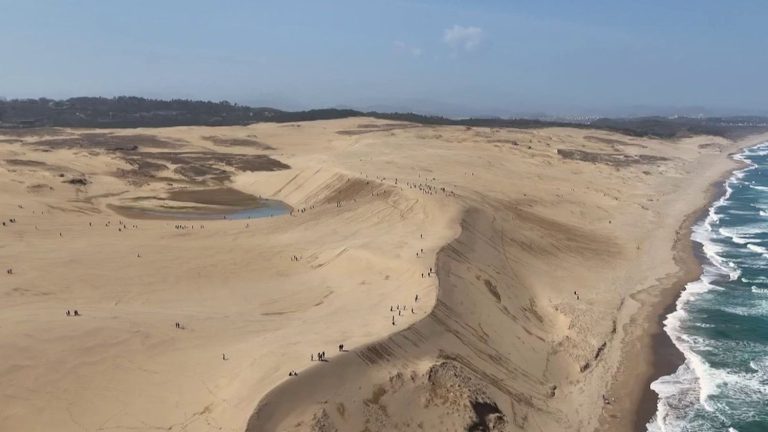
[73,310,80,316]
[392,316,396,326]
[311,353,314,361]
[338,344,344,352]
[66,310,71,317]
[415,294,419,302]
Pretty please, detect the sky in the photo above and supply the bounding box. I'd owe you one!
[1,0,766,117]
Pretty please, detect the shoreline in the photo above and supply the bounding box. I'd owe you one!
[633,180,725,431]
[603,135,768,432]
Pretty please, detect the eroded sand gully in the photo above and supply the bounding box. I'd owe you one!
[0,120,760,432]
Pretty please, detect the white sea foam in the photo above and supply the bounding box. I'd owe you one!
[749,357,768,374]
[719,227,751,244]
[746,243,768,256]
[743,276,768,284]
[722,299,768,317]
[730,224,766,236]
[751,286,768,294]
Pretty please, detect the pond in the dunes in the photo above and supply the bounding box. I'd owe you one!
[109,187,292,220]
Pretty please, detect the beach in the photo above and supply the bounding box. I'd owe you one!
[1,119,763,432]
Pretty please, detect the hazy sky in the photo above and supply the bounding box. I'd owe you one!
[1,0,766,116]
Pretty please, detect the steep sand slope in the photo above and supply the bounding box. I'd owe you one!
[0,120,758,432]
[245,124,759,432]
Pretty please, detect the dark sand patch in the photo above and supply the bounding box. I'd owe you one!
[5,159,49,167]
[26,183,54,193]
[336,123,418,136]
[31,133,184,151]
[557,149,668,167]
[116,151,289,183]
[584,135,648,149]
[487,139,519,146]
[698,142,723,151]
[63,177,89,186]
[0,128,68,138]
[203,135,275,150]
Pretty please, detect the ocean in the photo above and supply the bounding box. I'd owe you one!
[647,142,768,432]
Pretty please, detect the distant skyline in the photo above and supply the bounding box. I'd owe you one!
[1,0,766,117]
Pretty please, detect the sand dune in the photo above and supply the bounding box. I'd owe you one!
[0,119,761,431]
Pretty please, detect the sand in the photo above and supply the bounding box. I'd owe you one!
[0,120,763,432]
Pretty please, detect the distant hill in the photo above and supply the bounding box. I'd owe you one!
[1,96,767,139]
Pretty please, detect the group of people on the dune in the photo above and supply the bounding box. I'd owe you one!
[364,173,457,199]
[174,223,203,230]
[391,293,420,326]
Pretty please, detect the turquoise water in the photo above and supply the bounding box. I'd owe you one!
[140,199,291,220]
[647,143,768,432]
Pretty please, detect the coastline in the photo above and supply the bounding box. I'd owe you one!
[602,133,768,432]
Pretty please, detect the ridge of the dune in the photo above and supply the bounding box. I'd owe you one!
[244,201,466,432]
[245,198,609,431]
